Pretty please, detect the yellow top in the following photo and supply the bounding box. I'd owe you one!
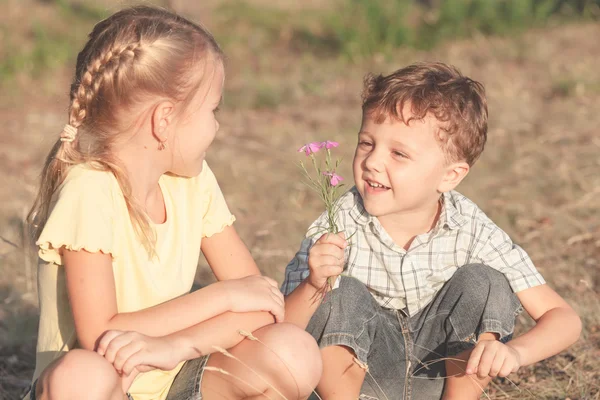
[32,161,235,400]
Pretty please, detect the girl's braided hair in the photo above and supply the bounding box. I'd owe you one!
[28,6,223,256]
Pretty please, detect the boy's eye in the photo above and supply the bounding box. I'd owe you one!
[392,151,408,159]
[214,106,220,114]
[358,141,372,148]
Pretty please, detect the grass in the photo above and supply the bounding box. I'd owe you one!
[0,0,109,86]
[1,0,599,399]
[217,0,600,59]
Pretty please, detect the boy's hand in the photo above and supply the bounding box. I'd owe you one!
[97,330,183,377]
[466,340,522,379]
[307,232,347,291]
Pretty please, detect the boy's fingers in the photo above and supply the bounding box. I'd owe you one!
[498,358,513,378]
[465,342,485,374]
[489,353,505,377]
[318,232,347,249]
[321,265,343,278]
[311,255,341,269]
[313,244,345,260]
[477,347,495,379]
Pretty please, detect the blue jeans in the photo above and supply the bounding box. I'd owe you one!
[164,355,210,400]
[306,264,522,400]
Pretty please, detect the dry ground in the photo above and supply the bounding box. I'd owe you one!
[0,0,599,399]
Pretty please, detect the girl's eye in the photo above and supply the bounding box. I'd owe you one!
[214,106,220,114]
[359,141,372,148]
[393,151,408,159]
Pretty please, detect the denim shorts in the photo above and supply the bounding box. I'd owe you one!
[306,264,522,400]
[164,355,210,400]
[28,355,209,400]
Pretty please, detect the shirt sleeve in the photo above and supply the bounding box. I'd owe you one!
[477,227,546,292]
[198,161,236,238]
[37,167,117,265]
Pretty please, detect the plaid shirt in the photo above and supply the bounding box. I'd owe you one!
[281,187,545,316]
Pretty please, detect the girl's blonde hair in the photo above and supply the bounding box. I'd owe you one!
[27,6,223,255]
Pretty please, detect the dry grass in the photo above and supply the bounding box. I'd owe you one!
[1,0,599,399]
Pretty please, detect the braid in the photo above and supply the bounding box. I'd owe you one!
[69,42,142,128]
[29,5,223,256]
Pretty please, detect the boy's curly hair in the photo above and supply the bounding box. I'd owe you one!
[362,62,488,166]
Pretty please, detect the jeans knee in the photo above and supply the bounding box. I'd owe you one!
[445,265,520,346]
[451,264,511,300]
[336,276,371,304]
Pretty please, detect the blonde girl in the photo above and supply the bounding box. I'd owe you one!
[25,6,321,400]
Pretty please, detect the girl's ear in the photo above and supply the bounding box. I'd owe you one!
[151,101,175,144]
[438,161,470,193]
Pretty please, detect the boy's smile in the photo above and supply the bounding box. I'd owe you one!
[352,108,462,232]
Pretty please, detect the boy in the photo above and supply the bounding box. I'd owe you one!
[282,62,581,400]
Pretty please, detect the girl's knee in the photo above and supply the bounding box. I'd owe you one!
[45,349,121,400]
[254,323,323,398]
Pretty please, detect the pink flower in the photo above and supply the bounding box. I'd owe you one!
[321,140,339,149]
[323,171,344,186]
[298,142,323,155]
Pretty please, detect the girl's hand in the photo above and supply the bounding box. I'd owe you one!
[96,330,183,377]
[307,232,346,291]
[220,275,285,323]
[466,340,522,379]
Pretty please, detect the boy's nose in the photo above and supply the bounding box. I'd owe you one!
[363,151,383,172]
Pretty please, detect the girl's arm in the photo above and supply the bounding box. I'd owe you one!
[64,249,229,350]
[200,225,261,279]
[509,284,581,366]
[95,226,285,375]
[98,310,276,377]
[65,226,281,351]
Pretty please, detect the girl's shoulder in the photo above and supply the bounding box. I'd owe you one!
[159,160,220,198]
[62,162,118,188]
[38,164,123,263]
[57,163,121,203]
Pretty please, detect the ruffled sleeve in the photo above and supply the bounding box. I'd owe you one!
[197,161,236,238]
[37,165,118,265]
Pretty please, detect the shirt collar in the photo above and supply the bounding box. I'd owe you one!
[439,191,468,231]
[349,188,467,231]
[348,187,372,225]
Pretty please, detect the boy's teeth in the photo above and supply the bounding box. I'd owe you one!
[369,181,384,188]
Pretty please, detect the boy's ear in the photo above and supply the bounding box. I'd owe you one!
[438,161,470,193]
[151,101,175,143]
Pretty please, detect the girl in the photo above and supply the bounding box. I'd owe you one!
[25,6,322,400]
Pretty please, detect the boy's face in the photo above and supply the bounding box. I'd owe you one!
[353,109,463,221]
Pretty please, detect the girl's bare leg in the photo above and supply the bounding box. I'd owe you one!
[202,322,323,400]
[34,349,127,400]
